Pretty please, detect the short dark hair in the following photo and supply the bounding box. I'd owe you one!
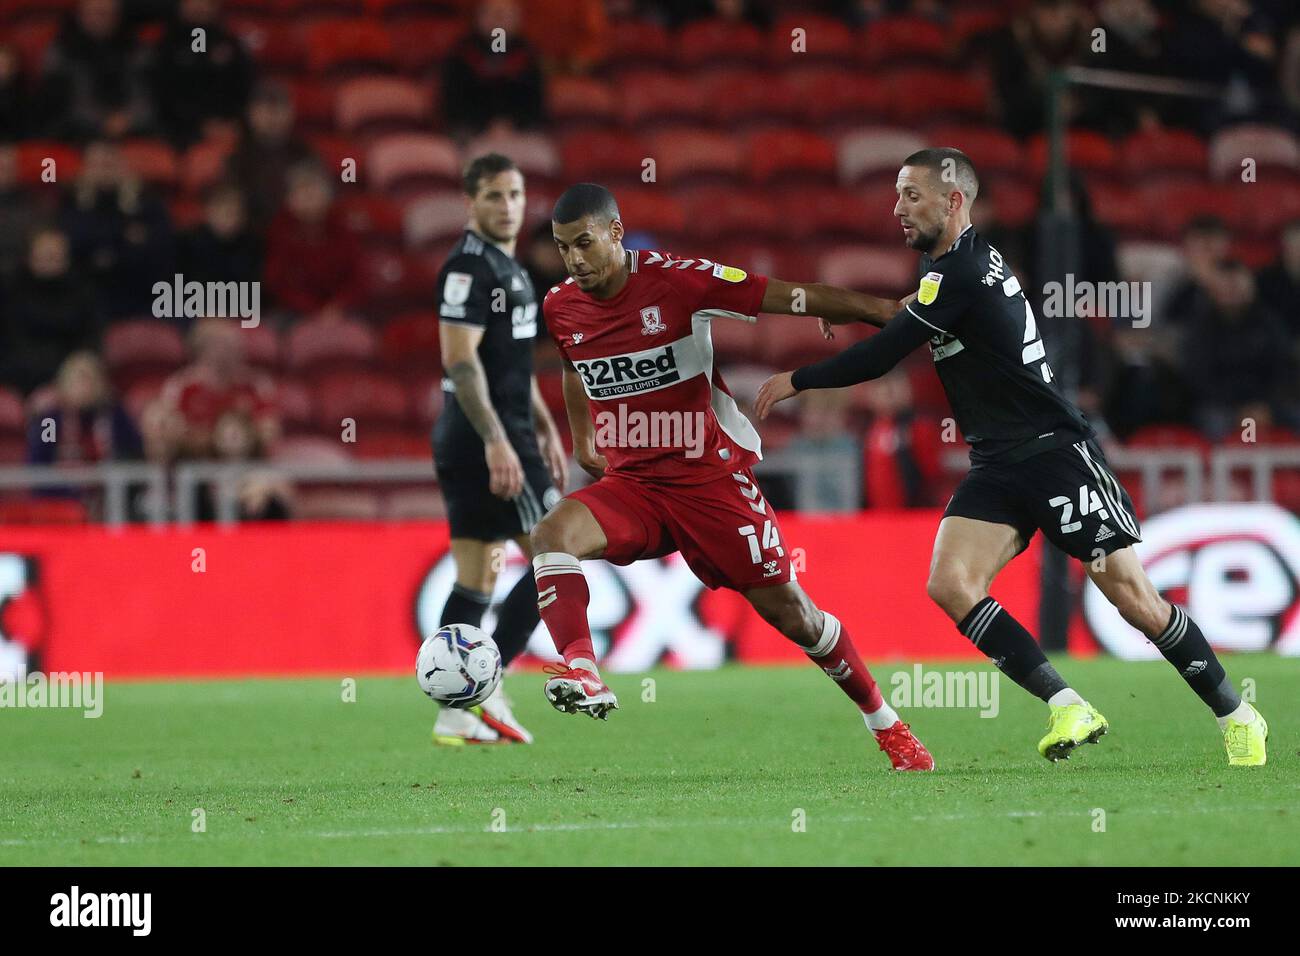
[463,153,520,197]
[552,182,620,225]
[902,147,979,202]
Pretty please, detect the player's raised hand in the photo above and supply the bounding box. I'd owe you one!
[486,438,525,499]
[755,372,797,421]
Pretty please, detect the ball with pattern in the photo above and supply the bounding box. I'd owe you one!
[416,624,502,708]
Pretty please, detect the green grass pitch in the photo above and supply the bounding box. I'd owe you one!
[2,656,1296,866]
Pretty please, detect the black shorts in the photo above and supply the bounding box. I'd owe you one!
[433,433,558,542]
[944,438,1142,561]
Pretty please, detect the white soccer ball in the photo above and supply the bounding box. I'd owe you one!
[416,624,502,708]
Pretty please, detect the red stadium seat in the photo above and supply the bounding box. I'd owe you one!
[359,250,442,309]
[0,388,25,434]
[409,376,444,427]
[559,130,653,183]
[619,71,712,127]
[951,7,1009,47]
[313,371,409,429]
[463,130,561,179]
[747,130,836,184]
[304,18,395,73]
[1119,127,1207,178]
[276,380,316,431]
[271,435,353,465]
[980,178,1038,230]
[1027,130,1119,178]
[1208,125,1300,180]
[387,17,463,72]
[403,191,470,247]
[782,185,900,242]
[1232,179,1300,237]
[922,125,1021,177]
[306,134,357,176]
[768,14,860,63]
[886,68,990,123]
[674,186,784,241]
[836,127,926,183]
[241,324,282,370]
[335,76,431,134]
[615,191,687,237]
[756,320,841,368]
[705,313,761,364]
[351,429,429,459]
[1138,181,1238,240]
[864,16,949,63]
[1089,182,1149,236]
[784,67,892,126]
[336,192,406,245]
[284,318,377,372]
[365,133,459,191]
[103,320,187,372]
[288,79,338,131]
[119,139,179,188]
[546,75,619,129]
[676,18,765,67]
[381,313,440,370]
[3,0,74,23]
[605,19,674,67]
[15,141,82,185]
[818,244,916,296]
[647,129,746,183]
[7,21,58,74]
[696,68,796,127]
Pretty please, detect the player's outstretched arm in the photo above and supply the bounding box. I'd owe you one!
[761,278,901,329]
[754,308,933,420]
[561,359,608,480]
[440,322,524,498]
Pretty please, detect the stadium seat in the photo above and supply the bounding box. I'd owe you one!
[921,125,1021,177]
[119,139,179,188]
[1089,182,1149,236]
[676,18,765,67]
[103,320,187,372]
[864,16,949,63]
[387,17,463,73]
[284,318,377,373]
[3,0,74,22]
[463,130,561,179]
[304,19,396,74]
[350,429,429,459]
[403,191,470,248]
[409,377,444,427]
[619,71,712,127]
[647,129,746,184]
[980,178,1037,229]
[951,7,1009,47]
[287,79,338,132]
[0,388,25,434]
[747,130,836,184]
[365,133,459,192]
[335,76,430,134]
[359,250,443,310]
[819,244,916,296]
[276,380,316,431]
[886,68,990,123]
[768,14,860,63]
[836,127,926,183]
[336,192,405,246]
[605,189,687,237]
[1232,179,1300,237]
[1116,240,1185,287]
[559,130,652,183]
[385,488,447,520]
[784,67,892,126]
[1119,127,1207,178]
[546,75,619,129]
[697,68,796,127]
[782,185,900,241]
[240,324,282,370]
[14,141,82,185]
[313,371,409,430]
[1208,125,1300,180]
[7,21,58,75]
[1138,181,1238,240]
[293,488,382,520]
[271,435,352,465]
[380,313,440,370]
[706,315,762,365]
[755,320,841,368]
[1027,130,1119,178]
[673,186,783,241]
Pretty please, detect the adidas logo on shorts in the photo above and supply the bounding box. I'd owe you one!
[1094,523,1115,543]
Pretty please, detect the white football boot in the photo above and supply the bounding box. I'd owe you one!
[473,683,534,744]
[432,705,501,746]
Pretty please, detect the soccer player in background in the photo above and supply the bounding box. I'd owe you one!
[756,148,1269,766]
[431,153,567,745]
[530,183,934,772]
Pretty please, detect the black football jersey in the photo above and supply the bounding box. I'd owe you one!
[434,230,538,446]
[907,226,1093,463]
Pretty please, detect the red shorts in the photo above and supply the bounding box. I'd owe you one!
[568,468,793,591]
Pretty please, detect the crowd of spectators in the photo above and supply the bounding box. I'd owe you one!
[1,0,1298,520]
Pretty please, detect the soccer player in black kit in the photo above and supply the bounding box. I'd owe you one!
[757,148,1268,766]
[431,153,567,745]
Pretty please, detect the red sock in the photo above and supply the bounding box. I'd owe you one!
[533,552,596,668]
[806,612,884,713]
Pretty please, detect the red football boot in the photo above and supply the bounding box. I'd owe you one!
[874,721,935,771]
[543,665,619,720]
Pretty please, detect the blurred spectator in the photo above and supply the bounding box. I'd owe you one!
[262,162,362,321]
[178,182,262,294]
[26,351,142,465]
[1181,260,1296,438]
[784,388,862,511]
[149,316,279,462]
[1101,324,1194,439]
[0,145,41,283]
[1161,214,1233,326]
[1256,218,1300,332]
[0,43,27,139]
[1084,0,1171,135]
[226,82,317,233]
[150,0,254,148]
[59,140,174,319]
[34,0,155,141]
[859,371,944,509]
[523,0,610,74]
[1163,0,1280,131]
[442,0,545,139]
[984,0,1093,138]
[0,227,103,395]
[207,409,293,520]
[523,221,567,292]
[1282,18,1300,124]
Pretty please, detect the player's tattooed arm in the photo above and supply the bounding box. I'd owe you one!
[440,321,524,498]
[561,358,608,480]
[760,279,902,330]
[531,376,567,491]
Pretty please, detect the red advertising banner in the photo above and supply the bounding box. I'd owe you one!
[0,512,1040,679]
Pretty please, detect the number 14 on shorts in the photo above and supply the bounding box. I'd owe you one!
[739,520,784,562]
[1049,485,1110,535]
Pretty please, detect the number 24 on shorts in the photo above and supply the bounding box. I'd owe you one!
[1049,485,1110,535]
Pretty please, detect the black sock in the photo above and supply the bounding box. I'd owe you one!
[440,584,490,629]
[1153,605,1239,717]
[958,597,1068,703]
[492,570,541,668]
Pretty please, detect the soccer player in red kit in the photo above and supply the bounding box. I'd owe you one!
[529,183,934,771]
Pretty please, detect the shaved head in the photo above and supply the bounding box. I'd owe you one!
[901,147,980,204]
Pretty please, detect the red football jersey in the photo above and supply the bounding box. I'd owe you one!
[543,250,769,485]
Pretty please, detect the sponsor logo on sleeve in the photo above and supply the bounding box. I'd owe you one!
[713,263,747,283]
[442,271,473,308]
[917,271,943,306]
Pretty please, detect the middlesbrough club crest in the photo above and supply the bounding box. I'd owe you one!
[640,305,667,335]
